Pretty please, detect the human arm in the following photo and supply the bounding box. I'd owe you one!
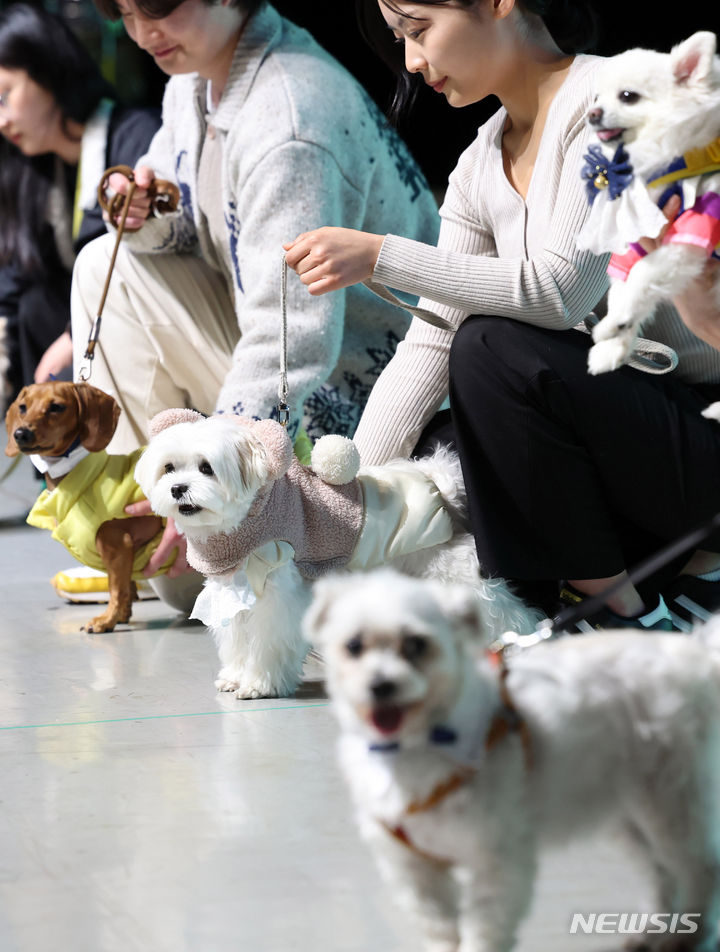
[124,499,191,578]
[352,105,611,463]
[214,140,364,434]
[672,260,720,350]
[284,227,384,294]
[102,81,198,254]
[34,330,72,382]
[287,111,608,332]
[637,193,720,350]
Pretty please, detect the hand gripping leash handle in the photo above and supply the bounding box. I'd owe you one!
[77,166,181,382]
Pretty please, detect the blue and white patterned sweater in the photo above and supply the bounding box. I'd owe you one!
[120,3,439,441]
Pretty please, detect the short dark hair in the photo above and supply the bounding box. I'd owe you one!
[356,0,599,121]
[93,0,265,21]
[0,3,114,127]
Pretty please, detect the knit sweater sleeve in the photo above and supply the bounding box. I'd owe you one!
[112,79,199,256]
[372,111,608,328]
[214,139,358,431]
[354,63,610,465]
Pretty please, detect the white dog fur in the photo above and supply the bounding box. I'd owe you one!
[135,415,541,700]
[576,31,720,378]
[305,568,720,952]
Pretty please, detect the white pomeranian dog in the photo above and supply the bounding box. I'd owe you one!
[135,411,541,700]
[305,568,720,952]
[576,31,720,378]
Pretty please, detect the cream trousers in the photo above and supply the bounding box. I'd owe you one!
[71,234,239,454]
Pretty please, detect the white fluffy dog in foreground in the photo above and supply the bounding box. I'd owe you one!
[135,411,540,700]
[576,31,720,378]
[305,569,720,952]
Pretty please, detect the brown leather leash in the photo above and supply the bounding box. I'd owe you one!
[76,165,180,382]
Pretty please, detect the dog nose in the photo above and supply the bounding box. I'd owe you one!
[370,677,397,701]
[171,483,188,500]
[12,426,34,446]
[587,107,604,126]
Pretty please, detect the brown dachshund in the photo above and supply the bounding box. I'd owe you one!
[5,381,166,633]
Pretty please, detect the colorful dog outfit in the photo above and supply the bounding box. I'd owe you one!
[578,136,720,276]
[147,412,455,629]
[27,448,173,579]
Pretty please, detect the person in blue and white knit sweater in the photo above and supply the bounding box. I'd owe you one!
[74,0,438,455]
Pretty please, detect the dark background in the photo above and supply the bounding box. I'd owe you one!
[6,0,718,190]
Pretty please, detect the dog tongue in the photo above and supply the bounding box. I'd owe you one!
[598,128,623,142]
[371,706,404,734]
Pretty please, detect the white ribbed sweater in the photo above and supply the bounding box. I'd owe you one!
[354,55,720,465]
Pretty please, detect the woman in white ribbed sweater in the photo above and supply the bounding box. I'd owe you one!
[286,0,720,628]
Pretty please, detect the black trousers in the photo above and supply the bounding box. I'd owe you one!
[417,316,720,609]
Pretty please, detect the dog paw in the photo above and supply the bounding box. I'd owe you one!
[702,401,720,422]
[587,338,631,374]
[215,674,242,692]
[85,615,119,634]
[233,681,283,700]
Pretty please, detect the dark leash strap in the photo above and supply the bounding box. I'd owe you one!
[548,510,720,632]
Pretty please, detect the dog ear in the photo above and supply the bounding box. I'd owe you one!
[74,384,121,452]
[149,408,205,438]
[4,387,27,457]
[671,31,717,86]
[247,419,294,481]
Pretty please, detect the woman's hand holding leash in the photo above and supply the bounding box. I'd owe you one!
[99,164,180,233]
[102,165,155,231]
[284,227,384,295]
[125,499,192,578]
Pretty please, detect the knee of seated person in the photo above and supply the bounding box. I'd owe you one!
[449,314,506,374]
[73,234,115,293]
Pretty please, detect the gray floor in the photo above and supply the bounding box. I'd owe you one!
[0,455,655,952]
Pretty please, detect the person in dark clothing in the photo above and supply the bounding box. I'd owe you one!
[0,3,160,394]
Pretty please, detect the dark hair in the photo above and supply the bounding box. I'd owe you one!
[0,3,114,130]
[0,140,56,275]
[356,0,599,121]
[0,4,114,275]
[93,0,264,21]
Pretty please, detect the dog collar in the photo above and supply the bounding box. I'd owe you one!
[30,441,89,480]
[583,136,720,206]
[368,724,458,754]
[583,142,633,204]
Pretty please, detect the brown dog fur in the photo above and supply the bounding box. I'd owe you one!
[5,381,164,632]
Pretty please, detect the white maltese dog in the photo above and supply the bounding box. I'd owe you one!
[305,568,720,952]
[576,31,720,378]
[135,411,540,700]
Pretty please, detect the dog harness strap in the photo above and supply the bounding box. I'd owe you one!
[381,822,453,865]
[484,649,533,769]
[647,137,720,191]
[379,768,474,863]
[404,769,475,815]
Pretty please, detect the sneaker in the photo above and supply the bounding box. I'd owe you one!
[662,575,720,631]
[51,566,156,604]
[554,584,676,633]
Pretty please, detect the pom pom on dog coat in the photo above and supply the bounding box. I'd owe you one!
[310,434,360,485]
